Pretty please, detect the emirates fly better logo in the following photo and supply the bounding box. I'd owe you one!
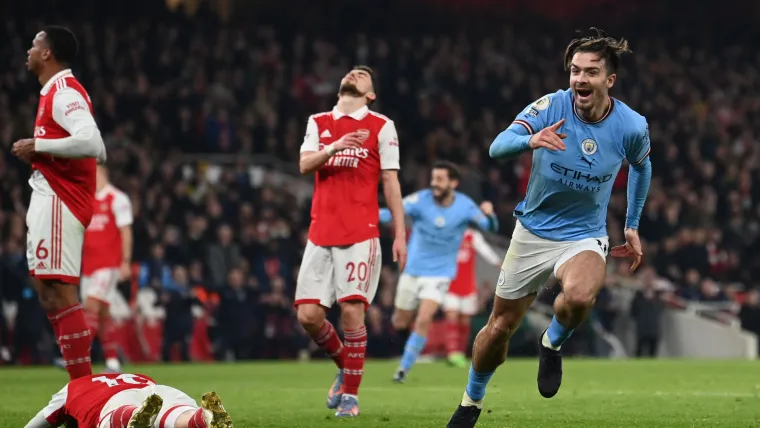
[324,129,371,168]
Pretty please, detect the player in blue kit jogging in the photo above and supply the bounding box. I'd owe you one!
[378,161,499,383]
[447,29,652,427]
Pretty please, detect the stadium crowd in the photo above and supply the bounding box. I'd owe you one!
[2,0,760,363]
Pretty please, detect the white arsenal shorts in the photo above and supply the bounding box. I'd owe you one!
[393,274,451,311]
[443,292,479,316]
[98,384,197,428]
[495,220,608,300]
[26,191,86,284]
[295,238,382,309]
[81,268,120,305]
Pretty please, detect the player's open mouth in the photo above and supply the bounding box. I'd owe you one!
[575,88,593,101]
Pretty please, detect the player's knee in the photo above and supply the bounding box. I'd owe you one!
[487,312,521,341]
[562,284,596,309]
[83,298,101,314]
[340,302,365,330]
[296,305,325,330]
[37,293,57,313]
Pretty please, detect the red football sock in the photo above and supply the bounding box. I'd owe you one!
[187,408,208,428]
[342,325,367,396]
[459,322,471,354]
[445,319,461,356]
[48,304,93,379]
[101,315,120,361]
[309,321,345,369]
[109,405,136,428]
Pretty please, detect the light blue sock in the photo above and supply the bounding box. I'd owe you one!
[546,315,574,348]
[400,332,427,372]
[465,364,494,401]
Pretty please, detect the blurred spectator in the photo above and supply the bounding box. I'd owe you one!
[207,224,241,289]
[630,268,666,358]
[1,0,760,362]
[160,266,200,362]
[739,289,760,355]
[217,268,258,361]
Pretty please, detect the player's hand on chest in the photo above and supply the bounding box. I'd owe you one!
[319,124,378,170]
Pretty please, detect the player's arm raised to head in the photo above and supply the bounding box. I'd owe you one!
[378,121,406,236]
[490,92,565,159]
[624,118,653,230]
[24,385,67,428]
[35,88,105,160]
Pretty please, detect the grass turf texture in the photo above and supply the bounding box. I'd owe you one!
[1,360,759,427]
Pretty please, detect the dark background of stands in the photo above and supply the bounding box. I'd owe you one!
[2,0,760,363]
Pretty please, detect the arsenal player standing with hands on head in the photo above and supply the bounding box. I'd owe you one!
[11,26,106,380]
[296,66,407,418]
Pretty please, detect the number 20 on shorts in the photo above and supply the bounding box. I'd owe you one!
[346,261,370,292]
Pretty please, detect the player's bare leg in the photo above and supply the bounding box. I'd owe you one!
[171,391,233,428]
[35,279,93,379]
[108,393,163,428]
[538,251,606,398]
[83,296,121,373]
[99,301,121,372]
[393,299,438,382]
[447,294,535,428]
[296,303,347,409]
[444,309,467,368]
[334,300,366,417]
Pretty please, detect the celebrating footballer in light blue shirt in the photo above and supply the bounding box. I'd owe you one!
[448,28,652,428]
[378,161,498,383]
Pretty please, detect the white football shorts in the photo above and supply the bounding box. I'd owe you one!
[81,268,120,305]
[496,220,608,300]
[295,238,382,309]
[443,292,479,316]
[98,384,197,428]
[394,274,451,311]
[26,191,86,284]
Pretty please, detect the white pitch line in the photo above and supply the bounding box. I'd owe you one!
[256,386,759,398]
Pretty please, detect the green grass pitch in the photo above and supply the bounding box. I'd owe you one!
[1,359,760,427]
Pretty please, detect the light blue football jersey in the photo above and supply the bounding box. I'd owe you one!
[509,89,650,241]
[380,189,497,278]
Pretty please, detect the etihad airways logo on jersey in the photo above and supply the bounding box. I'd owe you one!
[320,143,370,168]
[550,162,612,193]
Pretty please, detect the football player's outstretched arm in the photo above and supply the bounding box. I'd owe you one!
[489,92,567,159]
[24,410,55,428]
[469,200,499,232]
[471,229,502,267]
[24,386,67,428]
[34,87,105,161]
[379,191,422,224]
[298,116,363,175]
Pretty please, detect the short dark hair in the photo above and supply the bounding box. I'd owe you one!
[564,28,631,75]
[353,65,377,105]
[432,160,461,181]
[42,26,79,66]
